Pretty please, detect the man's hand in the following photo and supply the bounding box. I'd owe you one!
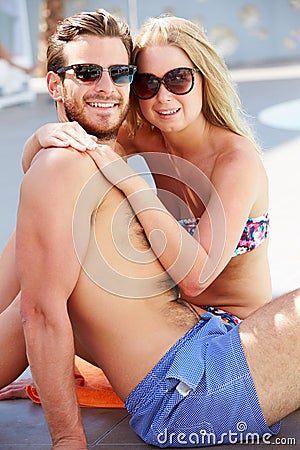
[0,379,31,400]
[52,438,88,449]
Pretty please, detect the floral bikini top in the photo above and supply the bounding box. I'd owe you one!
[178,213,269,258]
[178,213,269,327]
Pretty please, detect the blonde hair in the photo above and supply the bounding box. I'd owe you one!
[128,16,261,153]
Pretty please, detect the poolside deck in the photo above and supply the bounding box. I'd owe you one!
[0,65,299,448]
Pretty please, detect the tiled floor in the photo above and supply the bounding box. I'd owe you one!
[0,397,299,449]
[0,65,299,448]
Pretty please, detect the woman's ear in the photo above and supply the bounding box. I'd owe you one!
[47,71,63,101]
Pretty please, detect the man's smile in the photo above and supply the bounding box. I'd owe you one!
[87,101,117,109]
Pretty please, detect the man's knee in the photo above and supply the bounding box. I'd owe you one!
[275,288,300,315]
[291,288,300,299]
[276,288,300,301]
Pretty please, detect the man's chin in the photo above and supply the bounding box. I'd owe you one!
[64,104,128,140]
[87,122,120,139]
[95,130,118,141]
[88,116,127,140]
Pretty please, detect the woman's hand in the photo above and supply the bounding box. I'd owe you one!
[36,122,98,152]
[22,122,98,173]
[0,366,84,401]
[87,145,140,192]
[0,378,31,400]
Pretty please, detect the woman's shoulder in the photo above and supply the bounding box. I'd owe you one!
[213,129,261,166]
[118,122,162,155]
[208,129,267,194]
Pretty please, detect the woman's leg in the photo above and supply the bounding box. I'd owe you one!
[239,288,300,426]
[0,231,20,313]
[0,308,95,399]
[0,293,27,388]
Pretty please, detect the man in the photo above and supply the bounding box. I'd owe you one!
[0,8,299,450]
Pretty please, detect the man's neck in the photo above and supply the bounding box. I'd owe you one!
[56,111,124,156]
[112,141,127,157]
[94,137,126,156]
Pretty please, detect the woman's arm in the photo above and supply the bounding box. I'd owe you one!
[22,122,98,173]
[87,142,263,299]
[22,126,265,300]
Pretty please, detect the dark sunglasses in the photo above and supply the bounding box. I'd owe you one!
[57,63,137,86]
[132,67,201,100]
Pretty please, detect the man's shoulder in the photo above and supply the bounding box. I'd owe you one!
[22,147,112,213]
[21,147,100,203]
[31,146,92,170]
[27,147,99,186]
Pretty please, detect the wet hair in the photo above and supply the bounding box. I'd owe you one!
[47,8,133,74]
[128,15,261,153]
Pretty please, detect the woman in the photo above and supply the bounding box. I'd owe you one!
[19,16,271,322]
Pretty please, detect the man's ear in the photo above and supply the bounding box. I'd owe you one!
[47,71,63,101]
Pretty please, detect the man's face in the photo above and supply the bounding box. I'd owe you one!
[58,35,130,141]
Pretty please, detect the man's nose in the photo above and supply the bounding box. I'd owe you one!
[94,69,114,92]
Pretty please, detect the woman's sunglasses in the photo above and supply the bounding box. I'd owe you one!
[56,63,137,86]
[132,67,201,100]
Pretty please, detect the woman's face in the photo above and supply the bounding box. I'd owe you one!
[135,45,203,134]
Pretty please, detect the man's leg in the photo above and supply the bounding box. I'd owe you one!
[0,232,20,313]
[239,288,300,425]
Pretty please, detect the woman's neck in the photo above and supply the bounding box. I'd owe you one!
[160,117,213,159]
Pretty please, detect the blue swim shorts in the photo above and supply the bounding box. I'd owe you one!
[125,313,280,447]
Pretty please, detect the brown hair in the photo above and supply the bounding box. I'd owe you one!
[47,9,133,74]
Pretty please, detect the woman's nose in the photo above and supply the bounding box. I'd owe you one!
[155,81,172,101]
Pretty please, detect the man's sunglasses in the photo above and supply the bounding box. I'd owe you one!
[132,67,201,100]
[57,63,137,86]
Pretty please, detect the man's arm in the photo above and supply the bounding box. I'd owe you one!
[16,149,95,449]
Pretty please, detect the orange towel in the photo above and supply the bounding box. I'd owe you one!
[26,356,125,409]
